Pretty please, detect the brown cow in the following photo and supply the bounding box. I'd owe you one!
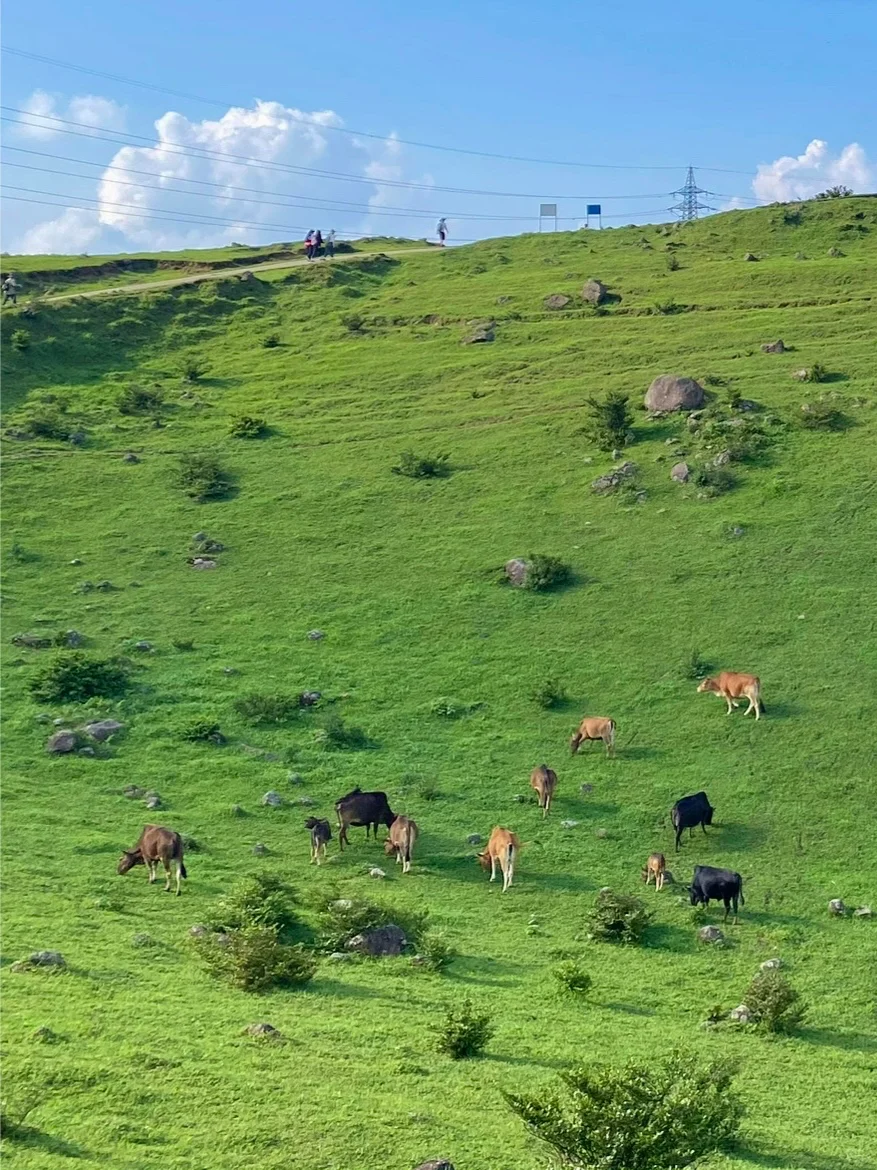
[478,827,520,892]
[118,825,187,895]
[697,672,764,719]
[570,717,616,757]
[384,815,419,874]
[641,852,667,891]
[529,765,557,818]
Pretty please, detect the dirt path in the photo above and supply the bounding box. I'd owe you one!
[41,246,439,303]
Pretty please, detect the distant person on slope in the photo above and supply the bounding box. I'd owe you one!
[305,230,315,260]
[314,229,323,258]
[2,275,18,305]
[326,229,336,258]
[436,218,448,246]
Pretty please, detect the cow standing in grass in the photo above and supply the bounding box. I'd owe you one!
[690,865,744,923]
[570,717,616,757]
[642,852,667,891]
[530,765,557,817]
[118,825,187,895]
[334,788,397,850]
[384,815,419,873]
[305,817,332,864]
[478,827,520,892]
[697,672,764,719]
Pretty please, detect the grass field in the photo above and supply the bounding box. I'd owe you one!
[2,196,876,1170]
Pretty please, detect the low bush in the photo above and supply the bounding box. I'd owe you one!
[430,697,474,719]
[682,649,711,680]
[16,410,76,442]
[28,653,129,703]
[262,332,281,348]
[171,638,195,651]
[692,464,735,497]
[531,676,567,709]
[180,356,208,382]
[743,971,807,1034]
[178,453,232,501]
[178,717,225,744]
[392,450,451,479]
[553,960,592,997]
[802,362,828,383]
[799,400,847,431]
[317,892,429,953]
[522,554,571,592]
[216,873,301,938]
[228,415,268,439]
[194,926,316,993]
[118,384,164,415]
[415,931,456,972]
[419,777,442,802]
[653,300,682,315]
[434,999,493,1060]
[581,391,634,453]
[313,713,370,750]
[506,1052,742,1170]
[585,888,652,946]
[234,693,302,724]
[341,313,365,332]
[665,253,681,271]
[11,329,30,351]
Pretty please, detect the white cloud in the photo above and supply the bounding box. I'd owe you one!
[719,195,749,212]
[19,207,105,254]
[15,89,126,138]
[753,139,873,203]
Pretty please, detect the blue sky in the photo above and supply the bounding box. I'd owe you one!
[2,0,875,253]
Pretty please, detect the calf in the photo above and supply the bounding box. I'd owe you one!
[334,787,396,850]
[529,765,557,818]
[641,852,667,891]
[697,672,764,719]
[384,815,419,874]
[305,817,332,865]
[477,827,520,892]
[570,717,616,757]
[671,791,714,852]
[690,864,744,923]
[118,825,187,895]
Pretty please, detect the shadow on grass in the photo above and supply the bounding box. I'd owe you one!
[644,922,695,953]
[736,1145,873,1170]
[797,1026,877,1053]
[759,700,803,720]
[0,1124,88,1159]
[617,745,663,762]
[599,1001,656,1017]
[715,820,768,851]
[484,1052,572,1071]
[311,978,391,1000]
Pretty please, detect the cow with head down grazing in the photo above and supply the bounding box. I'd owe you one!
[570,716,616,757]
[529,765,557,817]
[118,825,187,895]
[384,815,419,874]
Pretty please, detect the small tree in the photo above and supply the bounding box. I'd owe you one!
[815,185,853,199]
[506,1053,742,1170]
[743,971,807,1034]
[435,999,493,1059]
[28,653,129,703]
[585,888,652,945]
[178,453,232,501]
[582,392,634,452]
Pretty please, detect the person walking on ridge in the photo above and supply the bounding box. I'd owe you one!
[436,217,448,246]
[326,229,336,258]
[313,229,323,258]
[305,230,315,260]
[2,274,18,305]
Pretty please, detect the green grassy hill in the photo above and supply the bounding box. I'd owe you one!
[2,197,876,1170]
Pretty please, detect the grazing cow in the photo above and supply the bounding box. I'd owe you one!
[305,817,332,865]
[478,827,520,892]
[384,815,419,874]
[334,788,396,850]
[529,765,557,818]
[118,825,187,895]
[671,791,714,852]
[641,852,667,891]
[689,865,744,923]
[697,672,764,720]
[569,717,616,757]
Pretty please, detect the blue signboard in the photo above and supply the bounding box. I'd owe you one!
[586,204,602,216]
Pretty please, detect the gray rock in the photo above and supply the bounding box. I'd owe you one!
[261,791,284,808]
[53,717,66,726]
[743,252,758,261]
[595,828,609,839]
[853,905,873,918]
[145,795,162,811]
[189,558,218,570]
[671,461,690,483]
[504,558,529,587]
[591,461,639,495]
[307,629,326,641]
[69,558,83,565]
[60,629,85,648]
[29,950,66,968]
[252,843,268,856]
[462,324,495,344]
[134,640,153,652]
[327,951,354,962]
[644,375,705,413]
[712,450,732,467]
[95,580,116,592]
[793,368,810,381]
[729,1003,752,1023]
[246,1022,282,1038]
[193,532,208,543]
[332,899,355,911]
[580,783,594,795]
[760,958,783,971]
[662,870,676,885]
[124,784,146,799]
[698,925,725,944]
[189,924,211,937]
[300,690,322,706]
[346,925,407,956]
[582,278,608,305]
[295,796,317,807]
[828,899,846,916]
[222,666,239,675]
[123,452,140,463]
[47,730,78,754]
[85,719,125,742]
[11,632,52,649]
[466,833,482,845]
[288,772,305,786]
[369,867,387,879]
[415,1162,455,1170]
[560,819,579,829]
[543,293,571,310]
[729,525,746,537]
[828,247,843,258]
[761,340,786,354]
[77,746,96,757]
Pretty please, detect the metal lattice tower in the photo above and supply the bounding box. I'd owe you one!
[669,166,715,221]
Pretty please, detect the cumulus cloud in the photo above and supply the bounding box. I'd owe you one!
[15,89,126,138]
[753,139,873,203]
[19,207,105,254]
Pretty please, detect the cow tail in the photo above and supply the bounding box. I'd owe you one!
[180,860,188,879]
[609,720,616,748]
[739,881,744,906]
[405,823,413,865]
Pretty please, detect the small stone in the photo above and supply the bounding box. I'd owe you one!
[760,958,783,971]
[96,580,115,592]
[713,450,732,467]
[77,746,96,757]
[53,717,66,726]
[123,452,140,463]
[29,950,66,968]
[124,785,146,799]
[252,842,268,856]
[11,632,52,649]
[288,772,305,786]
[793,368,810,381]
[698,925,725,944]
[145,795,162,811]
[60,629,85,648]
[761,340,786,354]
[729,1003,752,1023]
[730,525,745,537]
[332,899,354,911]
[560,819,579,829]
[462,324,495,344]
[134,640,153,652]
[327,951,354,962]
[47,730,78,754]
[300,690,322,707]
[828,899,846,916]
[85,719,125,742]
[369,867,387,879]
[512,793,527,803]
[644,375,704,413]
[853,905,873,918]
[504,558,528,587]
[230,803,246,817]
[246,1022,282,1039]
[295,796,317,807]
[611,447,622,460]
[69,558,83,565]
[262,791,284,808]
[743,252,757,261]
[595,828,609,839]
[189,924,211,937]
[580,783,593,795]
[828,247,843,258]
[189,558,218,569]
[466,833,482,845]
[222,666,239,675]
[307,629,326,641]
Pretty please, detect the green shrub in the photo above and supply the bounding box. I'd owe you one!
[341,313,365,332]
[665,254,681,271]
[415,931,456,972]
[802,362,828,383]
[582,391,634,452]
[28,653,129,703]
[216,873,301,938]
[118,384,164,415]
[180,356,207,382]
[16,410,75,442]
[692,464,735,497]
[701,372,729,387]
[11,329,30,351]
[585,888,652,946]
[317,892,429,953]
[531,676,567,709]
[522,554,571,592]
[178,453,232,501]
[553,960,592,997]
[434,999,493,1059]
[234,693,302,724]
[743,971,807,1034]
[429,697,474,719]
[799,400,846,430]
[262,332,281,348]
[506,1052,742,1170]
[815,185,853,199]
[392,450,451,479]
[653,300,682,315]
[682,649,711,680]
[228,415,268,439]
[313,713,370,750]
[179,717,225,744]
[194,926,316,993]
[419,777,442,801]
[171,638,195,652]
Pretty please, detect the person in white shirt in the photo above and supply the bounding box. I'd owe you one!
[326,229,336,258]
[436,218,448,245]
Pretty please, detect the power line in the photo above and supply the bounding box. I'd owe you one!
[669,167,716,221]
[0,45,757,176]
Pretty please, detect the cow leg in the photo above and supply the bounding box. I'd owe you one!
[701,821,708,835]
[175,862,182,896]
[725,695,734,714]
[657,873,664,891]
[675,828,682,853]
[147,860,157,884]
[489,855,497,883]
[163,859,172,892]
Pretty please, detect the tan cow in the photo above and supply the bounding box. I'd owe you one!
[570,717,616,757]
[697,672,764,719]
[478,827,520,892]
[530,765,557,818]
[384,815,419,874]
[641,852,667,891]
[118,825,187,895]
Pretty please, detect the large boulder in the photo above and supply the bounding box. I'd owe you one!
[346,925,407,957]
[504,558,529,587]
[47,730,78,754]
[582,279,608,305]
[670,462,690,483]
[761,339,786,354]
[462,323,495,344]
[645,375,705,413]
[698,925,724,944]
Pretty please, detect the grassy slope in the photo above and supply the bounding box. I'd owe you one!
[2,198,876,1170]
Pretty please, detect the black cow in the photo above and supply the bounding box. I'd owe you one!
[671,791,714,852]
[690,865,744,922]
[304,817,332,865]
[334,788,396,850]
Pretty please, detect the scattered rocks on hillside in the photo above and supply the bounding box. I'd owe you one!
[828,899,846,916]
[145,794,163,811]
[245,1022,283,1039]
[743,252,758,261]
[543,293,571,310]
[11,633,52,649]
[307,629,326,641]
[252,843,268,856]
[12,950,66,973]
[591,461,639,495]
[189,558,218,569]
[582,278,608,305]
[853,905,873,918]
[760,958,783,971]
[415,1161,455,1170]
[644,375,705,413]
[698,925,725,944]
[261,791,284,808]
[85,719,125,742]
[123,452,140,463]
[466,833,482,846]
[124,785,146,799]
[670,461,690,483]
[462,323,495,344]
[47,730,79,754]
[729,1004,752,1024]
[369,867,387,879]
[761,340,786,353]
[346,925,407,956]
[504,558,529,587]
